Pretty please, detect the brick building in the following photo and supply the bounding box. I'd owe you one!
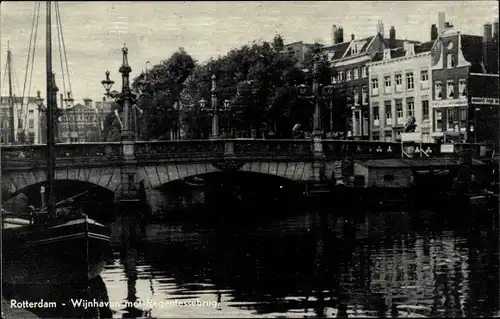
[367,41,435,142]
[430,15,499,145]
[323,21,420,140]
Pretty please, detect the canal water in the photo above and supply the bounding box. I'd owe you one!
[4,204,498,318]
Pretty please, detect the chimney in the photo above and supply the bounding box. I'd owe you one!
[438,12,446,34]
[377,20,384,37]
[83,98,93,108]
[484,23,493,42]
[389,26,396,48]
[431,24,438,40]
[493,18,499,39]
[332,25,338,45]
[351,34,355,41]
[337,27,344,43]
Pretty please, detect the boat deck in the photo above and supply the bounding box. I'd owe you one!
[2,298,39,319]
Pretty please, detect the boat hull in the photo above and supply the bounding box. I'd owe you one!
[2,217,111,284]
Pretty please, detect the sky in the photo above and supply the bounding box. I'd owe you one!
[1,1,498,103]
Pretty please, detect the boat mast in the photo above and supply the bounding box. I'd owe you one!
[46,1,56,217]
[7,41,15,144]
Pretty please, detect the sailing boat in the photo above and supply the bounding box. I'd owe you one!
[2,1,111,284]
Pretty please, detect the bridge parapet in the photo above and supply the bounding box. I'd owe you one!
[232,139,313,158]
[1,143,122,168]
[134,140,226,160]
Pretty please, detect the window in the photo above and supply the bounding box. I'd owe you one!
[435,110,443,132]
[395,74,403,92]
[371,77,379,95]
[338,71,344,82]
[420,70,429,89]
[447,53,454,68]
[384,131,392,142]
[435,82,442,100]
[354,68,359,79]
[395,99,404,122]
[29,110,34,116]
[384,76,392,94]
[362,86,368,105]
[422,100,429,120]
[459,108,467,121]
[406,72,414,90]
[407,99,415,117]
[372,104,380,126]
[28,132,35,144]
[346,69,352,81]
[384,101,392,125]
[361,66,367,78]
[447,108,456,131]
[372,132,380,141]
[354,89,360,106]
[383,174,395,182]
[29,119,34,129]
[331,75,337,84]
[18,119,23,129]
[459,79,467,97]
[447,81,454,99]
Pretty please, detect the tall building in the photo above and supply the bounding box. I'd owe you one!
[0,96,41,145]
[367,41,435,142]
[323,21,420,140]
[59,98,101,143]
[282,41,316,66]
[430,14,499,145]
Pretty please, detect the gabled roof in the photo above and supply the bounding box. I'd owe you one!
[342,35,376,58]
[321,42,350,60]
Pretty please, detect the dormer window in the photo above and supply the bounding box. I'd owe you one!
[383,49,391,60]
[404,42,415,56]
[352,45,358,55]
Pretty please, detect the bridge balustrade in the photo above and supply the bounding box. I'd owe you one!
[134,140,225,161]
[1,143,122,168]
[232,139,313,159]
[322,140,402,159]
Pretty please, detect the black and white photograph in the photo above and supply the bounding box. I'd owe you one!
[1,1,499,318]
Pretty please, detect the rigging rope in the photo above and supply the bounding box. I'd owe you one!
[56,1,78,142]
[1,59,8,96]
[55,2,71,144]
[22,1,40,137]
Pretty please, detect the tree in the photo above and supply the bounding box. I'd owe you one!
[131,48,196,140]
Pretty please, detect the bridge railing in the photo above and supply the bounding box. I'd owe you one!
[232,139,313,158]
[1,142,122,167]
[134,140,226,161]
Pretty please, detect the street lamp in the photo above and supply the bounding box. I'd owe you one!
[101,45,139,142]
[322,85,334,138]
[197,75,220,139]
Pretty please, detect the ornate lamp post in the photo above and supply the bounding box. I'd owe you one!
[198,74,220,139]
[101,46,140,142]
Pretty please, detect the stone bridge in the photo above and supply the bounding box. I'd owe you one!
[0,139,487,200]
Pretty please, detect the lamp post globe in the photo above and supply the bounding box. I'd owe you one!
[199,98,207,111]
[36,90,44,110]
[101,70,115,96]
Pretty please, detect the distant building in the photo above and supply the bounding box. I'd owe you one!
[367,41,435,142]
[0,96,41,145]
[430,13,499,146]
[59,98,101,143]
[282,41,315,65]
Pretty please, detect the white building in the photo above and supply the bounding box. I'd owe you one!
[0,96,41,144]
[367,41,435,143]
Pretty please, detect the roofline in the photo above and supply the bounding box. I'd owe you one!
[470,72,500,77]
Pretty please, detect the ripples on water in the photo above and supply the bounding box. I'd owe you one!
[6,209,499,318]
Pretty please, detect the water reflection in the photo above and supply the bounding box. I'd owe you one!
[97,209,498,318]
[5,209,497,318]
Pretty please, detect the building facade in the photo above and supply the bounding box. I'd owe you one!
[430,25,496,144]
[59,98,101,143]
[282,41,315,66]
[0,96,41,145]
[323,21,420,140]
[367,41,435,142]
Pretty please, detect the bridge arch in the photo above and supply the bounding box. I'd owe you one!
[2,166,122,197]
[136,160,319,190]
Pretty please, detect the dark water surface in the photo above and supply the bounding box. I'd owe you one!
[5,208,500,318]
